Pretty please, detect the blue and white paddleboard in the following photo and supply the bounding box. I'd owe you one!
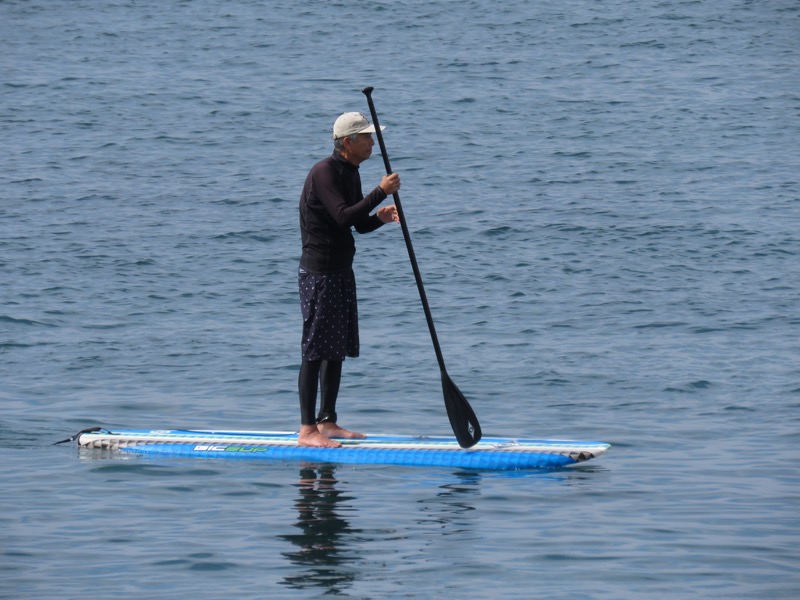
[75,428,610,470]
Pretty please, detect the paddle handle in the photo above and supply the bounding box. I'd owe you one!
[362,86,447,373]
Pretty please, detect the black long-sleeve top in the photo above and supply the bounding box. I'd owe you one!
[299,151,387,273]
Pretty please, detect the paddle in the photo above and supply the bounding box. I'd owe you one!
[362,86,481,448]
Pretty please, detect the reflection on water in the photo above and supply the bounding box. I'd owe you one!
[278,466,491,595]
[77,447,137,461]
[413,470,483,541]
[279,464,360,594]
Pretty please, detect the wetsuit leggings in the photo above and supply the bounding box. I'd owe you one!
[298,359,342,426]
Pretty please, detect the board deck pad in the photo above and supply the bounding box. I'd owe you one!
[75,428,610,470]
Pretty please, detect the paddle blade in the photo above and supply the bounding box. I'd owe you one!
[441,371,482,448]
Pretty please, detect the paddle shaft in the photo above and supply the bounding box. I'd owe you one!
[361,87,447,373]
[362,87,481,448]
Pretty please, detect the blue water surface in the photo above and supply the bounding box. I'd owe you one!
[2,0,799,598]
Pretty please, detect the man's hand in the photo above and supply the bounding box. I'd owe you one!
[379,173,401,195]
[377,205,400,224]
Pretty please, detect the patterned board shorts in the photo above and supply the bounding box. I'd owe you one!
[298,268,360,361]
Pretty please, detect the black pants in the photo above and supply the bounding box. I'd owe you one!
[298,359,342,426]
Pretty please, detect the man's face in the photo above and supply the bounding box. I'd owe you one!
[344,133,374,165]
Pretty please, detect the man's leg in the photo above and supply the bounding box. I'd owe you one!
[298,359,321,426]
[297,360,341,448]
[317,359,342,423]
[317,359,365,440]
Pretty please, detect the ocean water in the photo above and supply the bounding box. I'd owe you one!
[2,0,799,598]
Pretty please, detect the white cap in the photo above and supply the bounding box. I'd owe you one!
[332,112,385,140]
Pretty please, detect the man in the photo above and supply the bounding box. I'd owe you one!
[297,112,401,448]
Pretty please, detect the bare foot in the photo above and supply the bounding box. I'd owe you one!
[297,425,341,448]
[317,423,366,440]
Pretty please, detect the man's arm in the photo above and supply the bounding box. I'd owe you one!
[314,164,387,228]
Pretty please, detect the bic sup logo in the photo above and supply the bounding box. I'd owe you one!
[193,444,269,453]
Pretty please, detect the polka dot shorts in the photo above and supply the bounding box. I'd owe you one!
[298,268,359,361]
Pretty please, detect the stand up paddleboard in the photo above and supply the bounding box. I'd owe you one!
[68,428,610,470]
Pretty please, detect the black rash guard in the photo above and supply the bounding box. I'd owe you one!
[299,150,387,273]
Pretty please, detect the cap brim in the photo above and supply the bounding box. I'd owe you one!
[333,124,386,139]
[355,124,385,134]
